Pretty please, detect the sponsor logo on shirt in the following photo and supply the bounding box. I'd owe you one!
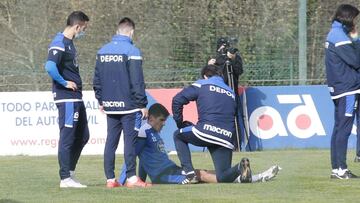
[102,101,125,108]
[100,55,123,63]
[203,124,232,138]
[209,85,235,99]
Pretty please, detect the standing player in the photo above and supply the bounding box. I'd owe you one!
[325,4,360,179]
[118,103,280,184]
[172,65,252,183]
[93,17,149,188]
[45,11,90,188]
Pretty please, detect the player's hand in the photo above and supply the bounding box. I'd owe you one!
[182,120,194,127]
[350,26,358,39]
[140,108,148,119]
[65,81,77,91]
[208,58,216,65]
[350,30,359,40]
[99,105,104,114]
[176,120,194,128]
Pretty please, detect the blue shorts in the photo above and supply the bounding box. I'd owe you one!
[152,165,186,184]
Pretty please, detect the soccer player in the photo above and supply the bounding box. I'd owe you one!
[118,103,280,185]
[93,17,149,188]
[325,4,360,179]
[172,64,253,183]
[44,11,90,188]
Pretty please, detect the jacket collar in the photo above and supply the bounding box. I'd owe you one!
[332,21,343,29]
[112,34,132,44]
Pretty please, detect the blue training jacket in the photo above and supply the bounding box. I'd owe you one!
[93,35,148,114]
[325,21,360,99]
[172,76,236,149]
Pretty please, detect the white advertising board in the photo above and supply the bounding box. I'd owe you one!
[0,91,124,155]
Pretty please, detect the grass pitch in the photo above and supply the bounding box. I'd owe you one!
[1,149,360,203]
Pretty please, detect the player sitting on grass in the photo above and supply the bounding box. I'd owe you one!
[118,103,281,184]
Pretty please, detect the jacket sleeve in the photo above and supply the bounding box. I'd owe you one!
[45,61,67,87]
[136,132,148,181]
[335,42,360,70]
[128,48,148,108]
[93,54,102,105]
[45,44,67,86]
[138,161,147,182]
[172,85,199,125]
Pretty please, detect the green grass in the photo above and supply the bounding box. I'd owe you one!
[1,149,360,203]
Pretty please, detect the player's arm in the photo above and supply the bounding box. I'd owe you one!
[128,48,148,110]
[172,85,199,128]
[136,126,148,154]
[118,137,147,184]
[93,54,103,108]
[45,46,77,90]
[136,129,148,181]
[334,40,360,70]
[138,161,147,182]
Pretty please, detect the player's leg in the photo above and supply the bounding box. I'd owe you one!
[173,127,213,183]
[330,99,339,173]
[332,96,357,178]
[57,102,86,188]
[122,112,150,187]
[152,166,188,184]
[173,127,195,174]
[121,113,137,178]
[355,95,360,162]
[196,165,280,184]
[104,114,122,182]
[69,102,89,175]
[208,146,242,183]
[195,169,217,183]
[243,165,281,183]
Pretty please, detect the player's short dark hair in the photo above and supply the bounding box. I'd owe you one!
[66,11,89,26]
[118,17,135,30]
[149,103,169,118]
[201,65,221,79]
[332,4,359,33]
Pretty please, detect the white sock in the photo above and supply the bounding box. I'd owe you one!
[332,169,338,174]
[250,174,261,183]
[70,171,75,176]
[127,176,138,183]
[107,178,116,183]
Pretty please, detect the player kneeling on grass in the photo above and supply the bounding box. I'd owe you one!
[118,103,281,184]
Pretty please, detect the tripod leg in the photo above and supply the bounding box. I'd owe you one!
[241,91,251,151]
[225,62,242,152]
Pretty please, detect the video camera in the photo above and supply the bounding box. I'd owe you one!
[216,37,239,56]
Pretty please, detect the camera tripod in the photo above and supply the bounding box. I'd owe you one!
[224,60,251,152]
